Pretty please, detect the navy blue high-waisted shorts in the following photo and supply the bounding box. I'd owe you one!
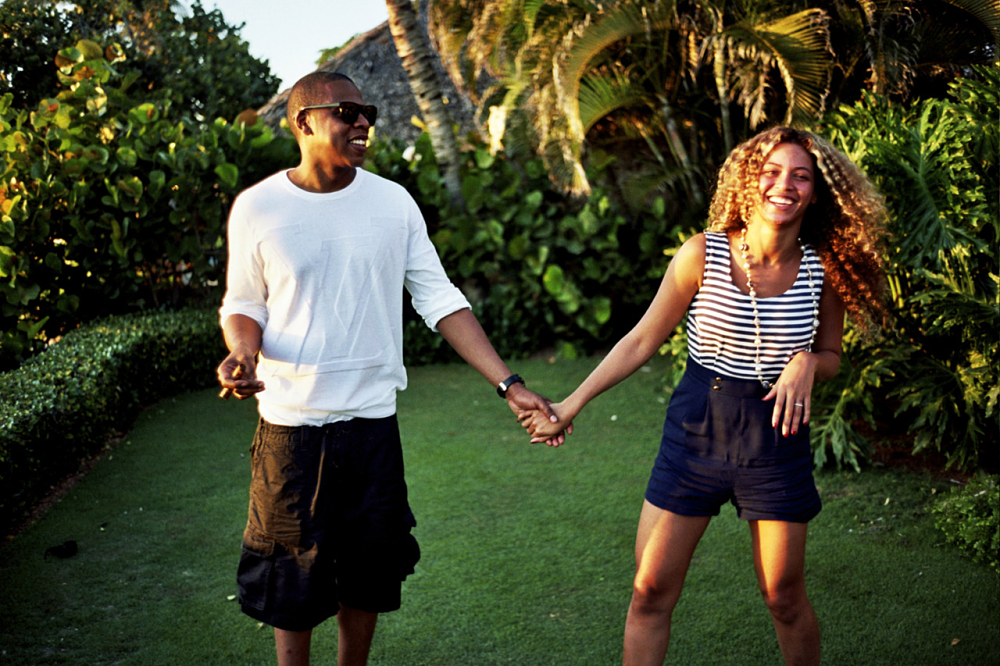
[645,359,821,523]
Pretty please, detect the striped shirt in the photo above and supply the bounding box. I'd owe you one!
[687,231,823,382]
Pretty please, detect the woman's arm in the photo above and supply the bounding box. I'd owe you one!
[766,277,845,436]
[526,234,706,439]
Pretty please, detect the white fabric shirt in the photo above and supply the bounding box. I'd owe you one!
[219,169,470,426]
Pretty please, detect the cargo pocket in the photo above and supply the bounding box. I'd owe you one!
[237,529,275,612]
[396,509,420,580]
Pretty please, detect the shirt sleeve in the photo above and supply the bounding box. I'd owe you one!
[218,195,269,331]
[402,197,470,331]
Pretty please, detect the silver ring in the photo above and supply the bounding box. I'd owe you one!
[794,402,804,407]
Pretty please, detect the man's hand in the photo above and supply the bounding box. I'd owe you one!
[217,349,265,399]
[518,401,575,446]
[505,384,572,446]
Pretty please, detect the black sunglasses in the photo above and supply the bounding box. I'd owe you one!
[298,101,378,125]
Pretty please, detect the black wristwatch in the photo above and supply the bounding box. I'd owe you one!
[497,374,525,398]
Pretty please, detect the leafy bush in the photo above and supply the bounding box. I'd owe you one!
[370,133,695,364]
[0,39,297,369]
[933,475,1000,572]
[0,0,279,120]
[0,307,225,535]
[813,66,998,471]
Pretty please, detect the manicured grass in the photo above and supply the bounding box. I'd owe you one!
[1,356,997,665]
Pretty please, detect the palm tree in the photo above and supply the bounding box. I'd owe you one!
[430,0,835,200]
[818,0,998,105]
[385,0,464,206]
[429,0,995,203]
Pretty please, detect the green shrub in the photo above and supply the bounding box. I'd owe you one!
[933,475,1000,572]
[815,67,998,471]
[0,38,297,370]
[369,133,695,365]
[0,307,224,535]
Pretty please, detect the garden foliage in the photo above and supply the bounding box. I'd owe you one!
[0,307,224,535]
[933,475,1000,572]
[0,0,279,121]
[0,38,297,369]
[813,66,999,471]
[369,133,696,364]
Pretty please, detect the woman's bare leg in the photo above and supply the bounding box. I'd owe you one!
[623,501,711,666]
[749,520,820,666]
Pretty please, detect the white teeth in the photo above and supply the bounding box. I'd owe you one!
[769,196,793,205]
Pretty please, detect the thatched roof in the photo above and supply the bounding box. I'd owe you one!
[257,20,479,146]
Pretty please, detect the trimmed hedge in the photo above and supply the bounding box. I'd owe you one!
[0,307,225,535]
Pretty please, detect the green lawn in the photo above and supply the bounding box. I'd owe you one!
[1,356,997,665]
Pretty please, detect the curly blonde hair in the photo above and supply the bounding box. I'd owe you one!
[707,126,890,334]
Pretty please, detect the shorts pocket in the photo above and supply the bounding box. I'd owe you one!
[248,423,320,546]
[237,530,275,612]
[396,509,420,580]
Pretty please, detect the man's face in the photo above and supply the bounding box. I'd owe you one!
[297,80,372,168]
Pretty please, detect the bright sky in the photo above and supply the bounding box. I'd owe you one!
[188,1,390,90]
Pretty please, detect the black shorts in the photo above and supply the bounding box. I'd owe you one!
[237,415,420,631]
[645,360,822,523]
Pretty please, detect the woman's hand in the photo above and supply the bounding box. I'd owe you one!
[518,401,574,446]
[763,351,819,437]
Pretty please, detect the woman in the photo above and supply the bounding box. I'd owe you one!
[521,127,889,666]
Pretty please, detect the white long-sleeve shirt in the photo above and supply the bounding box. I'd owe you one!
[219,169,470,426]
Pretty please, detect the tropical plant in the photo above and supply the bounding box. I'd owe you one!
[0,0,279,121]
[365,131,685,364]
[0,0,74,110]
[821,0,998,105]
[812,65,998,471]
[429,0,837,201]
[427,0,997,212]
[0,40,297,369]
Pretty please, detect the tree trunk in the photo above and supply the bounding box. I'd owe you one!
[658,95,703,207]
[385,0,463,207]
[712,33,733,153]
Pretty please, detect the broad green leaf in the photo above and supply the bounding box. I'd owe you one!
[116,147,138,168]
[116,176,143,199]
[128,103,159,126]
[214,163,239,189]
[543,264,565,295]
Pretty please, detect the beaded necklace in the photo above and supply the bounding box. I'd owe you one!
[739,226,820,388]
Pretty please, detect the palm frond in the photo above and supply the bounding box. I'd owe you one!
[725,8,833,126]
[577,72,649,132]
[558,1,679,143]
[936,0,1000,47]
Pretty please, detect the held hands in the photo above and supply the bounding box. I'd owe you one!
[217,349,265,400]
[504,384,572,447]
[764,351,819,436]
[518,401,574,446]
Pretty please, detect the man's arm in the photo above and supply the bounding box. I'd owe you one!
[435,308,561,425]
[217,313,266,399]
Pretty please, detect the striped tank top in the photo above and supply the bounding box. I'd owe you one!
[687,231,824,382]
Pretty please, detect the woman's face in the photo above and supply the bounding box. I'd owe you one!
[751,142,817,230]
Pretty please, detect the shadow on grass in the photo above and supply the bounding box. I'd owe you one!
[1,356,997,665]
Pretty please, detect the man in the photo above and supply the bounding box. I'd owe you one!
[216,71,563,666]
